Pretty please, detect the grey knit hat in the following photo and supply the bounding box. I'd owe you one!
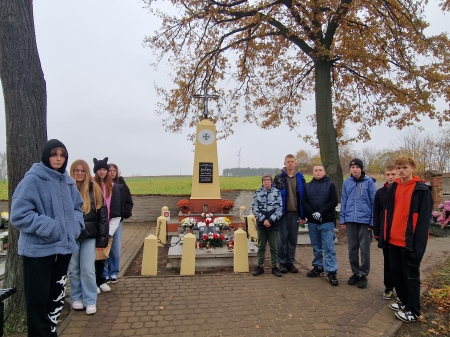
[262,173,273,181]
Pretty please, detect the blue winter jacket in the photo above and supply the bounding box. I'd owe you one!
[252,186,283,230]
[11,163,85,257]
[339,172,376,227]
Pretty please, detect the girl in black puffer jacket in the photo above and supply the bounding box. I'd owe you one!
[103,163,134,283]
[68,160,109,315]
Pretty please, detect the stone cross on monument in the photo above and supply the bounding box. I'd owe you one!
[192,85,219,120]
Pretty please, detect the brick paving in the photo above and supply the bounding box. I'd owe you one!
[59,223,450,337]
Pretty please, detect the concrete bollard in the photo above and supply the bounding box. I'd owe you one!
[233,228,249,273]
[239,206,246,221]
[180,233,196,275]
[141,234,158,276]
[246,214,258,242]
[161,206,169,217]
[156,216,167,246]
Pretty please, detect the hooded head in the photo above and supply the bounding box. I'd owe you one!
[93,157,109,173]
[41,139,68,174]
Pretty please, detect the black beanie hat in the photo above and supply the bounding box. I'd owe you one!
[262,172,273,181]
[93,157,109,173]
[41,139,68,174]
[349,158,364,170]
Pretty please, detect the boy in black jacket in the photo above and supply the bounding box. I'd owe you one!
[373,165,397,300]
[384,156,432,323]
[302,165,339,286]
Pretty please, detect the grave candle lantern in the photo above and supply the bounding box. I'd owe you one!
[193,224,200,240]
[203,203,208,213]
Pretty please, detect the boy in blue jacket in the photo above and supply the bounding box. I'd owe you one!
[11,139,84,336]
[340,158,376,289]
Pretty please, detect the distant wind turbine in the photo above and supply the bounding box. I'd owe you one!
[236,146,242,168]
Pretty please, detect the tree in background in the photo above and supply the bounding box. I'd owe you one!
[144,0,450,196]
[295,150,320,173]
[0,152,7,180]
[0,0,47,333]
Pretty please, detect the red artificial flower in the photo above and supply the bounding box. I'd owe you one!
[202,234,208,240]
[213,233,219,239]
[220,235,225,240]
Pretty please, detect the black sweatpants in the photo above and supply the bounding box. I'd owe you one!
[23,254,72,337]
[389,244,421,316]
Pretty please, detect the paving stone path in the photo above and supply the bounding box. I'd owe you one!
[59,222,450,337]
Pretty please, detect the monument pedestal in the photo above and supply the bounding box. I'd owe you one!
[167,236,258,270]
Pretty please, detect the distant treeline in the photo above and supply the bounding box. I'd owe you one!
[222,167,281,176]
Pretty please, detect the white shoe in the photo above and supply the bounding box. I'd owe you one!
[72,301,83,310]
[85,304,97,315]
[97,287,101,294]
[99,283,111,293]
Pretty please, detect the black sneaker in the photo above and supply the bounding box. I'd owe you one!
[286,263,299,273]
[252,266,264,276]
[347,274,360,285]
[279,264,288,273]
[357,276,368,288]
[395,310,418,323]
[327,272,339,286]
[307,266,324,277]
[272,267,282,277]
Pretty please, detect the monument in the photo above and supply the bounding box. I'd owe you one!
[167,86,246,232]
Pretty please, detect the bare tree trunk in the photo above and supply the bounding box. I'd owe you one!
[315,59,343,200]
[0,0,47,333]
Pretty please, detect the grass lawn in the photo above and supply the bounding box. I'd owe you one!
[0,175,313,200]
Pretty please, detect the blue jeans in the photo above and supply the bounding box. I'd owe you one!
[277,213,299,265]
[308,222,338,273]
[68,238,97,306]
[104,222,123,279]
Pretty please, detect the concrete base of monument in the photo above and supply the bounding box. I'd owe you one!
[167,236,258,270]
[297,225,339,245]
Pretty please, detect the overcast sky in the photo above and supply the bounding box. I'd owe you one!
[0,1,448,176]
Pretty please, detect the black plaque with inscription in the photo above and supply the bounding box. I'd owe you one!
[199,162,213,183]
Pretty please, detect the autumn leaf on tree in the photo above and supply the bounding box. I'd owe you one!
[143,0,450,192]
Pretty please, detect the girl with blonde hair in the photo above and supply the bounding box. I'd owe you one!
[68,159,109,315]
[92,157,122,292]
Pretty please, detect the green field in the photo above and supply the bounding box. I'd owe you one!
[0,175,313,200]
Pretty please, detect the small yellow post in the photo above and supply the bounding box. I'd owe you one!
[246,214,257,242]
[156,216,167,246]
[234,228,249,273]
[161,206,169,216]
[239,206,246,221]
[180,233,196,275]
[141,234,158,276]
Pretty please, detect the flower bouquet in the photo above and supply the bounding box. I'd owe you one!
[213,217,231,229]
[177,199,190,209]
[218,199,234,210]
[180,217,197,229]
[432,201,450,228]
[201,212,214,226]
[201,232,225,248]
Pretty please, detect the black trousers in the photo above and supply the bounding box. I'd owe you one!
[23,254,72,337]
[95,260,107,286]
[382,246,395,290]
[388,244,421,316]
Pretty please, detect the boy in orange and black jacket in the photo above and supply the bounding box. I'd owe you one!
[383,155,432,323]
